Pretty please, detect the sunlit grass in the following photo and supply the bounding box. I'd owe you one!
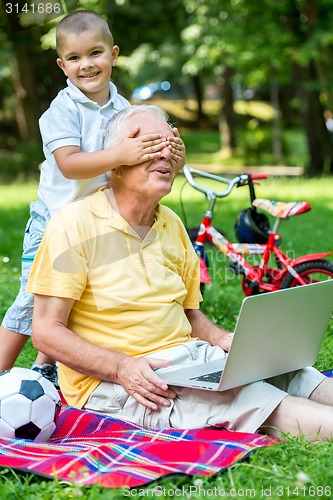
[0,182,38,208]
[0,176,333,497]
[235,100,276,120]
[151,98,308,169]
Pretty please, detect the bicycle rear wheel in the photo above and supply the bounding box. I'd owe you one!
[281,260,333,288]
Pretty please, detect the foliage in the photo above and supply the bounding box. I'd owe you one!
[0,144,43,181]
[0,99,309,182]
[0,177,332,497]
[2,0,333,174]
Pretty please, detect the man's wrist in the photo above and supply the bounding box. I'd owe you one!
[113,351,132,384]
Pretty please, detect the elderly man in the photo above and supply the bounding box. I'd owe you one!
[27,105,333,441]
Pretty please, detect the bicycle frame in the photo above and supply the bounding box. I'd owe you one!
[195,211,332,295]
[184,165,333,295]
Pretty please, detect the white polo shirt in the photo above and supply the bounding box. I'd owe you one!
[38,79,130,215]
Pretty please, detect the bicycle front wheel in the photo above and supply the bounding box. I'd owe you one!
[282,260,333,288]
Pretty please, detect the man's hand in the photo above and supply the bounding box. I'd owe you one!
[115,356,176,411]
[212,330,234,352]
[169,127,186,172]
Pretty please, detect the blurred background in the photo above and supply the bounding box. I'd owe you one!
[1,0,333,180]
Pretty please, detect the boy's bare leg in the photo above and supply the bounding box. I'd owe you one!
[263,379,333,441]
[0,324,56,370]
[0,324,29,370]
[35,352,56,365]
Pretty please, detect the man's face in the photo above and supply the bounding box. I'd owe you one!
[116,113,178,200]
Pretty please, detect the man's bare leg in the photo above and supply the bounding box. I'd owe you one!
[263,378,333,441]
[309,377,333,406]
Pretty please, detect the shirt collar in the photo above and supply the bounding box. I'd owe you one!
[65,79,120,108]
[86,188,167,232]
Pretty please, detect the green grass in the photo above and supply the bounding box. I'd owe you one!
[0,177,333,498]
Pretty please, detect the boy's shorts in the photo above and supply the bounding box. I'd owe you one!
[84,340,325,433]
[2,198,50,336]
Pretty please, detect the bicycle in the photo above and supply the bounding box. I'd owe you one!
[182,165,333,296]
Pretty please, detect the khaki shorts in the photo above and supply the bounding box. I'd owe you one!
[84,340,325,433]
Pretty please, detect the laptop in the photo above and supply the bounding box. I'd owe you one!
[156,280,333,391]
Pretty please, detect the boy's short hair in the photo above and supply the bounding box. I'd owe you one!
[56,10,114,56]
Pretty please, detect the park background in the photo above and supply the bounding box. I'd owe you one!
[0,1,333,498]
[1,0,333,178]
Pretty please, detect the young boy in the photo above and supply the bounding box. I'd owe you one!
[0,10,185,385]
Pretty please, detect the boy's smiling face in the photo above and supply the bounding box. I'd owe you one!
[57,31,119,106]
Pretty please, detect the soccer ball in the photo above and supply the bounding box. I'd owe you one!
[0,367,61,441]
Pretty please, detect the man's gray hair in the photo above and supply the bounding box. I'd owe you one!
[104,105,170,149]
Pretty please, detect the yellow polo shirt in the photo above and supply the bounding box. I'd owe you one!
[27,189,201,408]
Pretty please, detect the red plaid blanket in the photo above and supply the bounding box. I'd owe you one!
[0,404,277,488]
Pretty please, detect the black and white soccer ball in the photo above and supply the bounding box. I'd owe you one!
[0,367,61,441]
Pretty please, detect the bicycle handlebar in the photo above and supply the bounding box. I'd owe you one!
[250,173,268,180]
[183,165,268,199]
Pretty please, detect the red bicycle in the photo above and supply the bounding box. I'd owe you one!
[182,165,333,295]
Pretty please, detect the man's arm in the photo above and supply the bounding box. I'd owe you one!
[32,294,175,410]
[185,309,234,352]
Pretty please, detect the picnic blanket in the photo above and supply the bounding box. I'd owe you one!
[0,404,277,488]
[2,371,333,488]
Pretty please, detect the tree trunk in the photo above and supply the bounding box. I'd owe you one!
[191,75,205,122]
[5,12,42,143]
[270,75,283,164]
[218,67,236,155]
[294,62,333,176]
[284,0,333,175]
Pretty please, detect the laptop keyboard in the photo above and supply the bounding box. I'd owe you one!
[190,370,223,383]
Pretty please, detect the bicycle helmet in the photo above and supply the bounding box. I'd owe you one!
[234,207,271,244]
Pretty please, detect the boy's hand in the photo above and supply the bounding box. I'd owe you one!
[168,127,186,172]
[114,126,167,166]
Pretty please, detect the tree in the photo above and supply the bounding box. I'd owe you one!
[0,0,70,144]
[180,0,333,174]
[278,0,333,175]
[1,0,333,174]
[1,5,41,142]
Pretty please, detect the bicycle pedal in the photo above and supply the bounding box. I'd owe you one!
[228,261,243,275]
[246,280,260,294]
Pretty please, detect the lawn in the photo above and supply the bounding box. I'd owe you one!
[0,175,332,498]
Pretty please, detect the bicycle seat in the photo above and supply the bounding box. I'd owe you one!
[252,199,311,218]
